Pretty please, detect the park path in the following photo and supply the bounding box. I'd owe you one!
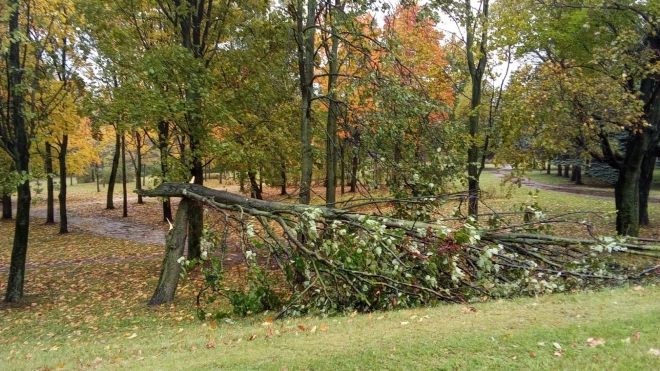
[487,168,660,203]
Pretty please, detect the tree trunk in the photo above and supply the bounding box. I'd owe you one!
[465,0,489,219]
[248,170,263,200]
[350,153,358,193]
[157,121,172,222]
[2,193,11,219]
[297,0,317,205]
[280,162,287,195]
[96,163,100,192]
[325,8,339,206]
[135,131,143,204]
[239,172,246,193]
[107,132,120,209]
[638,154,656,226]
[574,165,583,185]
[58,135,69,233]
[614,132,649,236]
[557,164,562,176]
[44,142,55,224]
[563,165,570,178]
[340,141,345,195]
[148,198,190,306]
[187,140,204,261]
[5,0,31,302]
[122,133,128,218]
[546,162,551,174]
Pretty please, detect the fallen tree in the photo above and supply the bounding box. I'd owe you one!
[137,183,660,317]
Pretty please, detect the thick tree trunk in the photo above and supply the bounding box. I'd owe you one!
[557,164,562,176]
[248,170,263,200]
[574,165,583,185]
[107,132,121,209]
[135,131,143,204]
[58,135,69,233]
[546,162,551,174]
[122,133,128,218]
[157,121,172,222]
[5,0,30,302]
[44,142,55,224]
[148,198,190,306]
[2,193,11,219]
[638,154,656,226]
[614,133,649,236]
[187,140,204,260]
[563,165,570,178]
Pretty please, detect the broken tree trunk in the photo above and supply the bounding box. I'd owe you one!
[148,198,190,306]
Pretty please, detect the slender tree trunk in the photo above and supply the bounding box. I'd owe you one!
[122,133,128,217]
[148,198,190,306]
[280,162,287,195]
[546,162,551,174]
[248,170,262,200]
[107,132,120,209]
[58,135,69,233]
[157,121,172,222]
[44,142,55,224]
[2,193,11,220]
[5,0,31,302]
[563,165,570,178]
[340,141,345,195]
[135,131,143,204]
[350,153,358,193]
[465,0,489,219]
[557,164,562,176]
[638,154,656,226]
[96,163,100,192]
[239,172,246,193]
[297,0,317,205]
[325,6,339,206]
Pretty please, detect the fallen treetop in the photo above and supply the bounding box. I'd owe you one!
[137,182,659,316]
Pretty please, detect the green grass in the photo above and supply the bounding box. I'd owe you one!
[2,170,660,370]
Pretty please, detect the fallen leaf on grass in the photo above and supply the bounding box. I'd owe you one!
[649,348,660,356]
[552,342,562,349]
[310,326,317,334]
[297,325,305,331]
[529,352,536,358]
[350,310,358,318]
[554,351,562,357]
[126,333,137,339]
[205,342,215,349]
[248,334,257,341]
[460,307,477,314]
[587,338,606,347]
[634,332,640,343]
[400,322,409,326]
[320,324,328,331]
[537,342,545,347]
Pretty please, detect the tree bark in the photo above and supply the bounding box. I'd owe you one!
[45,142,55,224]
[614,132,649,236]
[557,164,562,176]
[96,163,100,192]
[157,121,172,222]
[1,193,11,220]
[563,165,570,178]
[187,139,204,261]
[350,153,358,192]
[280,162,287,195]
[58,135,69,233]
[638,154,656,226]
[574,165,584,185]
[107,131,120,209]
[324,4,339,206]
[122,133,128,217]
[248,170,263,200]
[297,0,317,205]
[135,131,143,204]
[546,162,551,174]
[5,0,31,302]
[148,198,190,306]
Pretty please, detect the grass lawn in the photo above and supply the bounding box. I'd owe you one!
[1,172,659,369]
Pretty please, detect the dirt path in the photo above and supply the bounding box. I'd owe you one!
[487,168,660,203]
